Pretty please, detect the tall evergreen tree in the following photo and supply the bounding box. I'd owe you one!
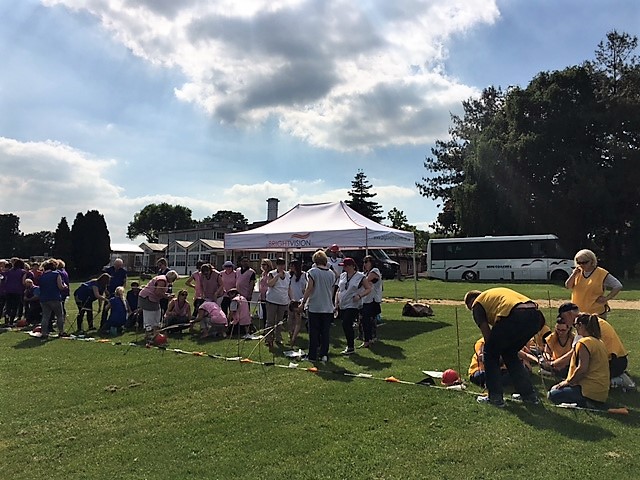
[0,213,21,257]
[53,217,73,264]
[346,170,384,223]
[71,210,111,276]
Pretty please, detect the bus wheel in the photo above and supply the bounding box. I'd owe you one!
[550,270,569,283]
[462,271,477,281]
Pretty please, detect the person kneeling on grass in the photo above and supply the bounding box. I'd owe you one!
[164,289,191,329]
[102,286,129,335]
[548,313,610,408]
[196,301,228,339]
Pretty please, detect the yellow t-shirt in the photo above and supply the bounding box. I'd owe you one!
[571,267,609,315]
[528,324,551,352]
[599,318,628,358]
[468,338,485,377]
[474,288,532,326]
[567,336,610,403]
[545,331,574,360]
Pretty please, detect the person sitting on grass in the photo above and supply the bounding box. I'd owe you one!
[540,318,575,378]
[226,288,252,337]
[469,337,534,388]
[164,289,191,329]
[102,286,129,335]
[548,313,610,408]
[125,281,142,330]
[196,301,227,339]
[555,302,632,388]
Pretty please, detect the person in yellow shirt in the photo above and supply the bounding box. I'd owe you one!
[548,314,610,407]
[464,288,546,407]
[553,302,629,380]
[540,319,575,378]
[565,249,622,318]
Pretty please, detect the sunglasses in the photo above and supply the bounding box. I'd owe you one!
[576,260,590,265]
[179,293,188,297]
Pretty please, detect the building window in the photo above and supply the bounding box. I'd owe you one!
[249,253,260,261]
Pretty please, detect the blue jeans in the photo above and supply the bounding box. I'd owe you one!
[548,385,587,406]
[484,308,543,402]
[308,312,332,360]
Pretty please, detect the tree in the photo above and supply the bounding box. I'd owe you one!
[15,231,55,258]
[346,170,384,223]
[53,217,73,263]
[591,30,639,96]
[127,203,194,242]
[0,213,21,258]
[386,208,429,251]
[71,210,111,276]
[387,207,411,230]
[200,210,249,230]
[417,32,640,274]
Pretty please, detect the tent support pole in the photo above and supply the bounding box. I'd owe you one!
[413,250,418,302]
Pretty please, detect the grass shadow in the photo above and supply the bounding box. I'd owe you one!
[12,335,47,349]
[377,318,451,341]
[509,403,621,439]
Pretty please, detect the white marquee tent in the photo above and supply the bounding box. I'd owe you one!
[224,201,415,251]
[225,201,417,299]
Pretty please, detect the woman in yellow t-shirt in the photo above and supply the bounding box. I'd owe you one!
[548,314,610,407]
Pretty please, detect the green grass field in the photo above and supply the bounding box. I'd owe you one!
[1,278,639,479]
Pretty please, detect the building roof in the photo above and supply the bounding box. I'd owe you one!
[111,243,144,253]
[139,242,168,252]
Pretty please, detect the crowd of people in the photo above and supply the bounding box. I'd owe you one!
[465,248,634,409]
[1,246,635,409]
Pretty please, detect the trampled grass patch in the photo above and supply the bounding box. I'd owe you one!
[1,280,639,479]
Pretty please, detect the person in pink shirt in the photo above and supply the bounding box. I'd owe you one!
[235,256,256,303]
[220,261,238,315]
[198,263,223,302]
[226,288,252,337]
[164,289,191,328]
[138,270,178,343]
[185,261,204,317]
[196,300,227,339]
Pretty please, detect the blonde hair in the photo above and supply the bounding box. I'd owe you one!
[574,249,597,267]
[114,286,126,298]
[312,249,328,266]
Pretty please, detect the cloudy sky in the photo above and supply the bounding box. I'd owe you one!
[1,0,638,244]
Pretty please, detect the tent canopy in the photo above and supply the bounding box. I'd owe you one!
[224,201,414,251]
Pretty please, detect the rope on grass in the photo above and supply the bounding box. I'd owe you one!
[7,328,631,415]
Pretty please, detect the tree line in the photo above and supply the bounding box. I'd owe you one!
[417,31,640,276]
[0,211,110,276]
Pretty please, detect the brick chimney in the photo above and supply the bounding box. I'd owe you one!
[266,197,279,221]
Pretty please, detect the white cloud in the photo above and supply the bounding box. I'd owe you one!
[42,0,499,151]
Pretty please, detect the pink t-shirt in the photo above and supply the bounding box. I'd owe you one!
[230,294,251,325]
[139,275,168,303]
[199,301,227,325]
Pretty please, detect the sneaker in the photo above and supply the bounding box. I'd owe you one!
[341,348,355,356]
[476,395,506,408]
[358,342,370,349]
[610,376,625,388]
[320,355,328,363]
[512,393,540,405]
[619,372,637,390]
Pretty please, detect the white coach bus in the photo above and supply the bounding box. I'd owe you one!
[426,234,574,282]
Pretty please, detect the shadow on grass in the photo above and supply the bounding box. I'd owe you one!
[509,403,626,439]
[12,336,47,349]
[376,318,451,341]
